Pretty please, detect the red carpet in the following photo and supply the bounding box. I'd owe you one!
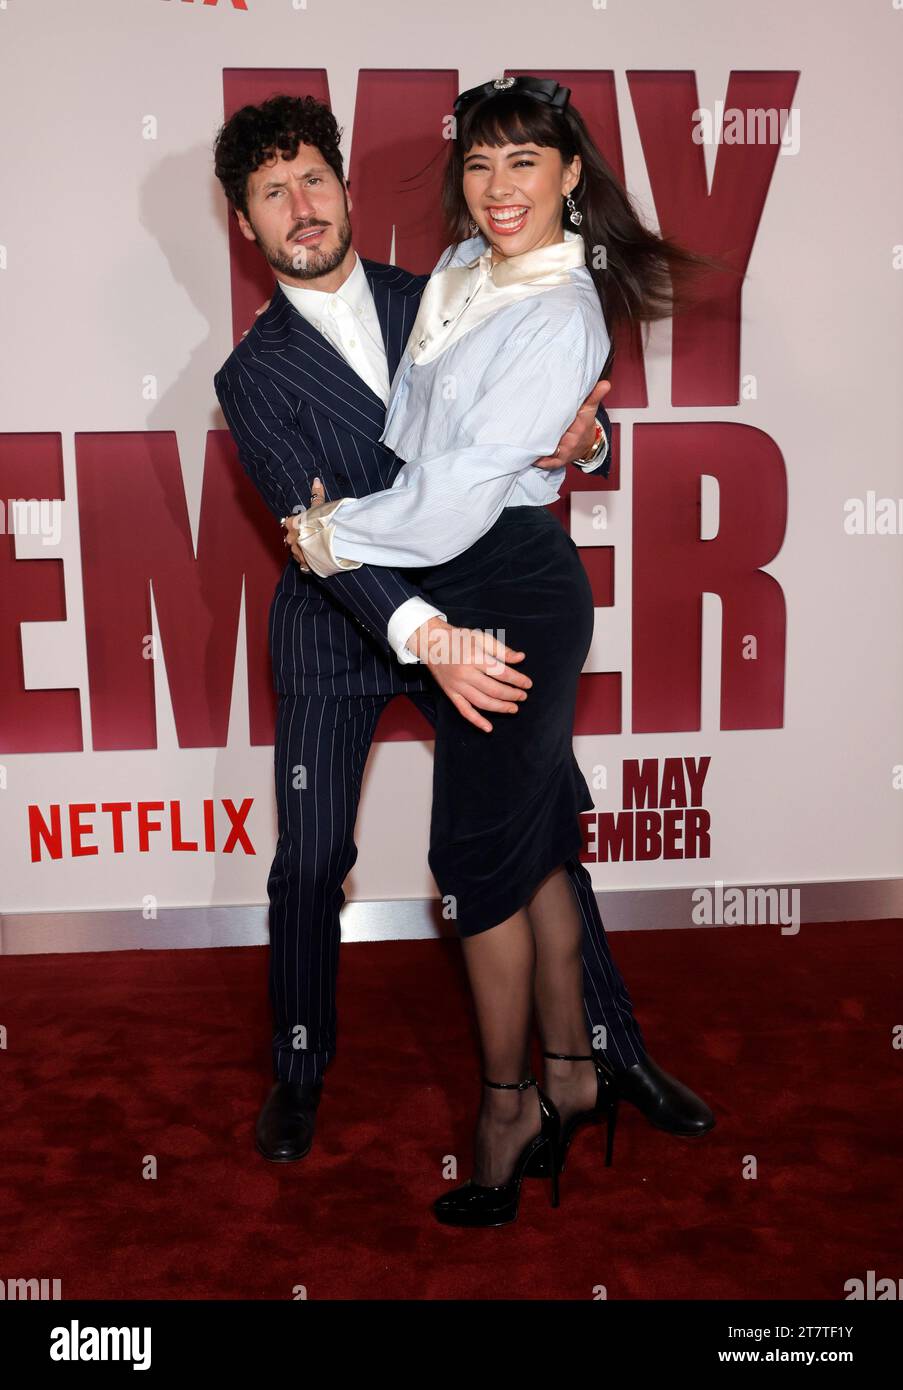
[2,919,900,1300]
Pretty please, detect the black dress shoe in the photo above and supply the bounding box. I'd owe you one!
[255,1080,323,1162]
[613,1055,715,1136]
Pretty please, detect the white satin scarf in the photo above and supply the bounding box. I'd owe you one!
[407,232,587,366]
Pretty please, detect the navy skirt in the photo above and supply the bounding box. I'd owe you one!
[414,505,595,937]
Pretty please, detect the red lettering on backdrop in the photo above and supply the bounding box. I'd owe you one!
[221,797,255,853]
[578,757,714,863]
[348,69,459,271]
[518,70,798,407]
[28,804,63,861]
[102,802,132,852]
[138,801,165,852]
[70,803,98,857]
[76,430,282,750]
[0,70,793,756]
[632,423,787,732]
[628,69,799,403]
[163,1,249,11]
[0,433,82,752]
[27,799,258,860]
[171,800,199,851]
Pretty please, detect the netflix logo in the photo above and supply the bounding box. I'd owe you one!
[27,798,257,862]
[162,1,249,11]
[580,757,712,863]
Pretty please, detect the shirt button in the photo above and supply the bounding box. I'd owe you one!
[349,338,357,347]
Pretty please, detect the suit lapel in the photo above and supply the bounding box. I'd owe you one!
[247,282,387,443]
[363,260,426,383]
[244,264,426,444]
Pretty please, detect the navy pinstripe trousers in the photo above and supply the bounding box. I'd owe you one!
[268,688,647,1085]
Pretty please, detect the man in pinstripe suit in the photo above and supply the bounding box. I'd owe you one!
[213,95,714,1162]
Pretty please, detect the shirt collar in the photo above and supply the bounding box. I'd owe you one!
[475,229,585,288]
[405,231,585,368]
[277,250,368,329]
[334,250,370,314]
[448,228,584,280]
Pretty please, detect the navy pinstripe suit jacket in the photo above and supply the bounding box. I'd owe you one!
[214,255,612,699]
[215,258,434,698]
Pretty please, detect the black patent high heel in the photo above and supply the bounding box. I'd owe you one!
[432,1076,562,1227]
[523,1051,619,1179]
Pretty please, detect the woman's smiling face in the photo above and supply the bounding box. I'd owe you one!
[462,141,581,260]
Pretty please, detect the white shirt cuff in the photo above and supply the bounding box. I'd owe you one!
[388,596,447,664]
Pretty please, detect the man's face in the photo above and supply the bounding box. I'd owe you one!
[236,142,352,281]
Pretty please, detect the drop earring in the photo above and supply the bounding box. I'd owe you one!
[566,195,583,226]
[469,219,478,233]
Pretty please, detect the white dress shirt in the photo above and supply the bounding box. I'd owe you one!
[300,233,610,576]
[278,256,445,661]
[278,252,390,403]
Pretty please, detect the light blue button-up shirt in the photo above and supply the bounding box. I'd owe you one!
[328,232,611,572]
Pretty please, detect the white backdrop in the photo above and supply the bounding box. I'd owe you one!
[1,0,902,930]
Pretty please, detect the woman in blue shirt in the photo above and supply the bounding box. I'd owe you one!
[287,76,713,1227]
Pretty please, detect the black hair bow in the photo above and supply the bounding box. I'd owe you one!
[453,75,571,116]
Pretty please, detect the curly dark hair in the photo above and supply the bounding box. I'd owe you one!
[213,93,345,218]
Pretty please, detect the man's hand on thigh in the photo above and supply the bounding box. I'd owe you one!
[405,618,532,734]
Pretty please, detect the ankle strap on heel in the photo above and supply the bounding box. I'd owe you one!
[542,1052,595,1062]
[482,1075,537,1090]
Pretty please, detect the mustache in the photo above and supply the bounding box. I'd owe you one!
[289,220,331,238]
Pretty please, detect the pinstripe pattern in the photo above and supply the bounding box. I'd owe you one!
[215,254,644,1084]
[268,691,387,1084]
[214,260,432,697]
[567,854,646,1069]
[270,686,645,1084]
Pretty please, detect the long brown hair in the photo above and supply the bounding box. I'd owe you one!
[442,86,729,365]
